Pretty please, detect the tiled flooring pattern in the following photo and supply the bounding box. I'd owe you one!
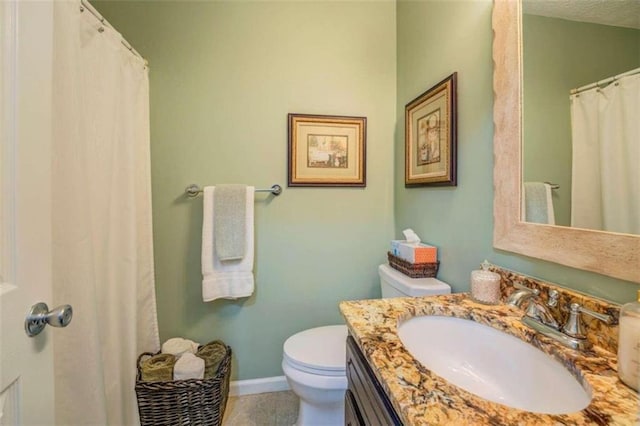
[223,391,299,426]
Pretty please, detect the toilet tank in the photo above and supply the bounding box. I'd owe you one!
[378,264,451,298]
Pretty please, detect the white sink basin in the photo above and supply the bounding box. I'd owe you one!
[397,315,591,414]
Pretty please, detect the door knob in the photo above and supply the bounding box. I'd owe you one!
[25,302,73,337]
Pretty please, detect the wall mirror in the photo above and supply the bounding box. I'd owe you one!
[492,0,640,283]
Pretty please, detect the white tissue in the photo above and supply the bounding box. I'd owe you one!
[161,337,200,357]
[402,228,421,244]
[173,353,205,381]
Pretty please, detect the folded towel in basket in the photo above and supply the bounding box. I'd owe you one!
[196,341,228,379]
[141,353,177,382]
[173,353,205,381]
[161,337,200,357]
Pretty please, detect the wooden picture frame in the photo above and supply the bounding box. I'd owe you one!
[405,73,457,186]
[288,114,366,187]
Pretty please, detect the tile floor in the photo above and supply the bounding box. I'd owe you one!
[223,390,299,426]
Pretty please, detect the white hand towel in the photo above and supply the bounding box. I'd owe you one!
[161,337,200,357]
[202,186,255,301]
[173,353,205,381]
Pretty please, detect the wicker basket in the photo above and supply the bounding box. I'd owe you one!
[387,252,439,278]
[135,343,232,426]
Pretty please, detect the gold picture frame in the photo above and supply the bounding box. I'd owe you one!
[405,73,457,186]
[288,114,366,187]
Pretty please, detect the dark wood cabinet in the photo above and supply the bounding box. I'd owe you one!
[345,389,364,426]
[345,335,403,426]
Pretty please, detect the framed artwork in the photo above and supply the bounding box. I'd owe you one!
[405,72,457,186]
[288,114,366,187]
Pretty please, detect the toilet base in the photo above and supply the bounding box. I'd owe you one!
[294,395,345,426]
[282,360,347,426]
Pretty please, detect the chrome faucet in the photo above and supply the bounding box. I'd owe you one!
[510,286,561,329]
[510,285,614,350]
[506,284,539,307]
[524,298,560,329]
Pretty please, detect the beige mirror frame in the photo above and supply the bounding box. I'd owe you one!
[492,0,639,283]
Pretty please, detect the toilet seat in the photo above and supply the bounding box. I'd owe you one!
[283,325,347,376]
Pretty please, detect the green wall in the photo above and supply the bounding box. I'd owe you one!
[396,0,639,304]
[94,0,396,381]
[523,15,640,226]
[94,0,640,382]
[396,0,495,296]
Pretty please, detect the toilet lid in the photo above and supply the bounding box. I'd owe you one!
[283,325,347,375]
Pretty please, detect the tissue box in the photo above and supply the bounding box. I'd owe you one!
[390,240,403,257]
[391,241,437,264]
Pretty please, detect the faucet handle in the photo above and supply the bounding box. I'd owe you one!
[561,303,586,338]
[547,289,559,308]
[561,303,614,339]
[575,303,614,324]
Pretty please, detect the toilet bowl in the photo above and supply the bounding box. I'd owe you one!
[282,264,451,426]
[282,325,347,426]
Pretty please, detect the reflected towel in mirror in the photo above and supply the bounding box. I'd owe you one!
[523,182,555,225]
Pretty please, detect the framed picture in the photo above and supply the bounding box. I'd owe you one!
[288,114,366,187]
[405,72,457,186]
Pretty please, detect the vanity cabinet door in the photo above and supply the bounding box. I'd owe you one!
[345,389,365,426]
[346,335,403,426]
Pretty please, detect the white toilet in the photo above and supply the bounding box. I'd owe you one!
[282,263,451,426]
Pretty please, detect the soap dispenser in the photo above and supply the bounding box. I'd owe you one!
[618,290,640,391]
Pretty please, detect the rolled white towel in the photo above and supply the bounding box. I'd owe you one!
[161,337,200,357]
[173,353,205,381]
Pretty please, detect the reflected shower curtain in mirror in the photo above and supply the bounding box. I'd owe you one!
[52,1,160,425]
[570,72,640,234]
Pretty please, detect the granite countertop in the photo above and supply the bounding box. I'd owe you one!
[339,294,639,425]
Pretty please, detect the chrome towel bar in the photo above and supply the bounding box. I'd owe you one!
[185,184,283,198]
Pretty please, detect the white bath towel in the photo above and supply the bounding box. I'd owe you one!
[202,186,255,301]
[161,337,200,357]
[173,353,205,381]
[523,182,555,225]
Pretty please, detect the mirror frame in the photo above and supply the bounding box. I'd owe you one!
[492,0,639,283]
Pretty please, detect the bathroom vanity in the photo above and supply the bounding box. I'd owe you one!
[340,266,639,425]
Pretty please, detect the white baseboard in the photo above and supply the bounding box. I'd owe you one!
[229,376,290,397]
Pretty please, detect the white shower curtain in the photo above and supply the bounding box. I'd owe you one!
[51,1,160,425]
[570,72,640,234]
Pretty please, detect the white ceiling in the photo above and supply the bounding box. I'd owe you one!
[522,0,640,30]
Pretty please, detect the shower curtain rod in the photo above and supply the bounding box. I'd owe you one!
[570,67,640,95]
[79,0,147,66]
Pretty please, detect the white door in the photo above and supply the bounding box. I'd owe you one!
[0,1,56,425]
